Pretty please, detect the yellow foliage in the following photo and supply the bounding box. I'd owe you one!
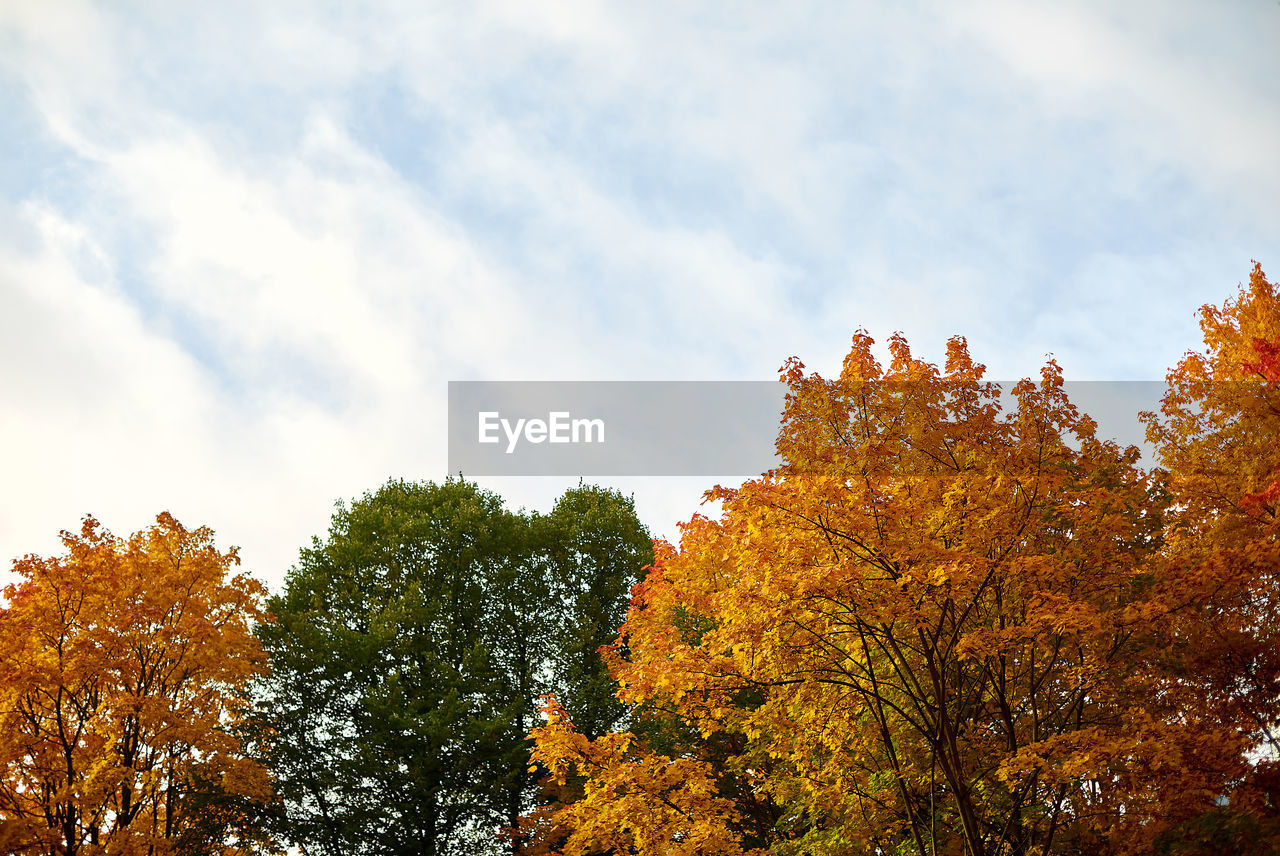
[0,514,274,855]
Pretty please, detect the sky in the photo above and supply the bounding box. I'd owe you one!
[1,0,1278,590]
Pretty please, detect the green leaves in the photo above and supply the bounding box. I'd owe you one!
[255,478,651,856]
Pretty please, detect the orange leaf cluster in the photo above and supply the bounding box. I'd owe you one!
[528,265,1280,856]
[0,513,273,856]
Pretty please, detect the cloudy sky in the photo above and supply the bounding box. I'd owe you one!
[2,0,1277,588]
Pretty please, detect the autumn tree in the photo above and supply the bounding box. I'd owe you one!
[0,513,273,856]
[530,280,1280,856]
[256,479,651,856]
[1143,262,1280,853]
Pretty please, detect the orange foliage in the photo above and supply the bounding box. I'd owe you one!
[528,264,1280,856]
[0,513,273,856]
[1142,262,1280,851]
[528,695,755,856]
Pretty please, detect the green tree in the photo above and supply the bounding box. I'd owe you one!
[543,485,655,741]
[256,479,651,856]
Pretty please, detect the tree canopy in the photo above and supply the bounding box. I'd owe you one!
[0,513,272,856]
[256,479,652,856]
[4,265,1276,856]
[529,264,1280,856]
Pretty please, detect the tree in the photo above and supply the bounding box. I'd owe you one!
[256,479,651,856]
[0,513,273,856]
[1142,262,1280,853]
[500,485,655,852]
[542,486,655,742]
[530,307,1280,856]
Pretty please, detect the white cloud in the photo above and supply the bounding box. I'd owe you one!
[1,0,1276,584]
[951,0,1280,229]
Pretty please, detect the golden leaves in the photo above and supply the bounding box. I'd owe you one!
[0,513,272,855]
[522,264,1280,856]
[529,697,754,856]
